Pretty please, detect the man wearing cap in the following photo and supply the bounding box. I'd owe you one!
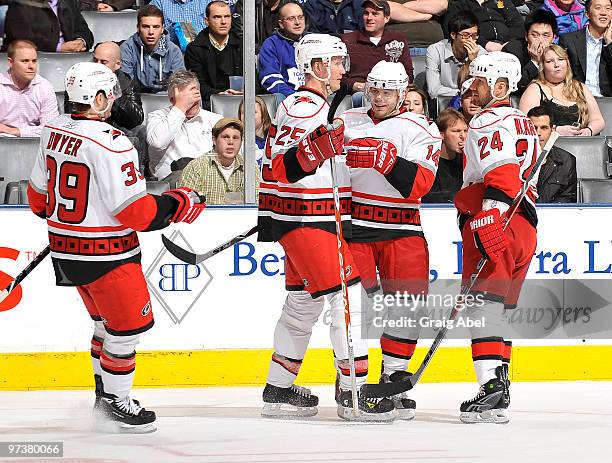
[179,117,261,204]
[341,0,413,103]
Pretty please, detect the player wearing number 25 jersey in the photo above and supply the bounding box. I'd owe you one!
[27,63,205,433]
[454,52,541,424]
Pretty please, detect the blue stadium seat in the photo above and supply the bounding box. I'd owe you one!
[81,11,137,45]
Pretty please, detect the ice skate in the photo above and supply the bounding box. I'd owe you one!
[261,384,318,418]
[460,365,510,424]
[380,370,416,420]
[96,394,157,433]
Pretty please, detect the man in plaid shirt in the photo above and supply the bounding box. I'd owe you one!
[179,117,260,204]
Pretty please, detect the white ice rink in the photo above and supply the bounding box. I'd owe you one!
[1,382,610,463]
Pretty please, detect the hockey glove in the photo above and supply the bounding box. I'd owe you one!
[470,209,508,263]
[162,187,206,224]
[345,138,397,175]
[296,123,344,172]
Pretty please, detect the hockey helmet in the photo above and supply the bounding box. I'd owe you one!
[365,61,409,111]
[65,62,121,105]
[295,34,350,81]
[469,51,521,96]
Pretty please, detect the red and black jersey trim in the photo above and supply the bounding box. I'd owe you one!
[259,192,351,217]
[471,337,505,361]
[49,231,139,256]
[52,254,141,286]
[144,194,180,231]
[257,215,352,243]
[104,319,155,337]
[385,158,419,198]
[350,225,424,243]
[351,201,421,226]
[381,333,418,360]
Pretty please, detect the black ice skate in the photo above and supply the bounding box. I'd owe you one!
[460,365,510,424]
[335,375,396,422]
[96,394,157,433]
[93,374,103,412]
[380,370,416,420]
[261,383,318,418]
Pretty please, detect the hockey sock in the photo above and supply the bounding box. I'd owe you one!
[267,353,303,388]
[503,340,512,367]
[336,355,368,390]
[471,337,505,385]
[91,336,103,377]
[100,350,136,400]
[380,333,417,375]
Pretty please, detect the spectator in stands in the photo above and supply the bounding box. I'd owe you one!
[387,0,447,22]
[503,9,558,95]
[3,0,94,53]
[147,70,223,182]
[258,1,305,99]
[0,40,58,137]
[179,117,261,204]
[255,0,291,50]
[559,0,612,97]
[541,0,588,36]
[65,42,144,130]
[150,0,208,46]
[79,0,133,11]
[404,84,429,116]
[519,44,605,135]
[459,77,481,122]
[303,0,363,35]
[529,105,577,203]
[185,1,243,110]
[426,11,485,98]
[442,0,525,52]
[341,0,413,105]
[238,96,272,169]
[121,5,185,94]
[422,108,466,203]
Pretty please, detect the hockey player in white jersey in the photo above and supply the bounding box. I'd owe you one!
[258,35,396,421]
[27,63,206,433]
[454,52,541,423]
[339,61,441,420]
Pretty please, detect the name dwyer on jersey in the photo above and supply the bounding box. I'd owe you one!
[46,132,83,157]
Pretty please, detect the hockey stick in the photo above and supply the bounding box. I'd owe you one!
[161,226,258,265]
[0,245,51,302]
[400,130,560,393]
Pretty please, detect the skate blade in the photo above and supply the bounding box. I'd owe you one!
[261,403,318,418]
[337,406,397,423]
[460,409,509,424]
[395,408,415,421]
[94,417,157,434]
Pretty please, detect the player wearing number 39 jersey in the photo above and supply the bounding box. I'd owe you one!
[454,52,541,424]
[339,61,441,420]
[27,63,206,434]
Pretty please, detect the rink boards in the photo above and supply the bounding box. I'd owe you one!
[1,205,612,390]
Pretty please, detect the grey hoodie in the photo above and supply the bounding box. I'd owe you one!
[120,31,185,94]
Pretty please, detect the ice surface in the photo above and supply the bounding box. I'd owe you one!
[1,382,610,463]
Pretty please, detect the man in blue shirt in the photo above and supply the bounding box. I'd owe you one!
[150,0,210,46]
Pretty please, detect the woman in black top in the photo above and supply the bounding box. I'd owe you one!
[519,44,604,136]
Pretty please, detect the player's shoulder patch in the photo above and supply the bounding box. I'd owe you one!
[283,91,327,119]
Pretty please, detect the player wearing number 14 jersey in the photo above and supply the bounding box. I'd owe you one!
[454,52,541,424]
[27,63,206,433]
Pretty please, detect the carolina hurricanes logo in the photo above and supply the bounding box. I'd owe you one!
[141,301,151,316]
[294,96,316,105]
[345,265,352,277]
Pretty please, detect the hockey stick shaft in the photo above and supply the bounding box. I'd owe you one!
[161,226,258,265]
[2,245,50,295]
[408,131,560,390]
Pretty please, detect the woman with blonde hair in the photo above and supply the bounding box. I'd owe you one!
[238,96,272,168]
[519,44,604,136]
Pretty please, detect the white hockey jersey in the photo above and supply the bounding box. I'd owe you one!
[459,103,541,226]
[258,87,351,242]
[340,107,441,241]
[29,114,146,285]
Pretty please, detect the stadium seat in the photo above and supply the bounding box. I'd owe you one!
[210,94,283,119]
[0,138,39,205]
[436,96,454,116]
[81,11,137,45]
[412,55,426,90]
[555,136,612,179]
[596,98,612,136]
[141,93,169,122]
[55,91,65,114]
[578,178,612,203]
[3,180,28,205]
[0,53,6,66]
[38,52,93,92]
[146,180,170,195]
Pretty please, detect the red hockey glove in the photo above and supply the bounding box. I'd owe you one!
[470,209,508,263]
[162,187,206,224]
[345,138,398,175]
[296,123,344,172]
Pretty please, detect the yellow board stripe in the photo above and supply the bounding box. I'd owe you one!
[1,345,611,390]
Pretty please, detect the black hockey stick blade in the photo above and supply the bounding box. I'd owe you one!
[161,226,258,265]
[1,245,50,296]
[360,379,413,399]
[327,84,349,125]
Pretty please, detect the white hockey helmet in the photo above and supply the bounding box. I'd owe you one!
[469,51,521,97]
[295,34,349,82]
[365,61,409,111]
[65,62,121,105]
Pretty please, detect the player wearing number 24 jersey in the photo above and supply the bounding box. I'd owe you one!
[454,52,542,424]
[27,63,205,434]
